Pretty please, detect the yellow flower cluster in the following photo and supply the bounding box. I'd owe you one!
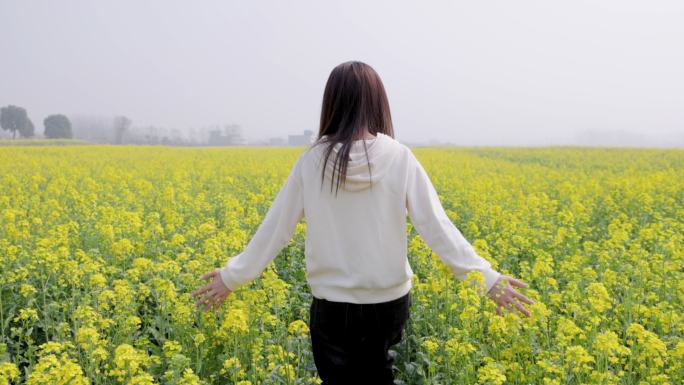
[0,362,20,385]
[0,145,681,384]
[477,358,507,385]
[25,342,90,385]
[106,344,155,384]
[287,319,309,337]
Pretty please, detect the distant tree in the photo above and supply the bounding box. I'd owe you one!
[70,114,111,143]
[0,105,30,139]
[113,116,131,144]
[19,118,35,138]
[44,114,73,139]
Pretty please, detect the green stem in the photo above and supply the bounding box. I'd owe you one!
[41,273,50,342]
[0,288,4,342]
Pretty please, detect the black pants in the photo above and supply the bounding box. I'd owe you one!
[309,291,411,385]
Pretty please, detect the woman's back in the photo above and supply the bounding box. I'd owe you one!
[301,132,414,304]
[218,131,501,304]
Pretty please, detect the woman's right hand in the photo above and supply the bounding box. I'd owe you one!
[487,275,535,317]
[191,268,233,313]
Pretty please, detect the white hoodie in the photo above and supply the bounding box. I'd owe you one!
[219,132,502,304]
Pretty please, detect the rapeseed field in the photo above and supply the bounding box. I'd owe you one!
[0,146,682,384]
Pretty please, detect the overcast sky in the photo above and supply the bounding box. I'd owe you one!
[1,1,683,146]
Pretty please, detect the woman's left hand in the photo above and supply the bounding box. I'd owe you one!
[487,274,535,317]
[191,268,233,312]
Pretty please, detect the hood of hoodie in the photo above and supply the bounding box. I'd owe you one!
[314,132,399,192]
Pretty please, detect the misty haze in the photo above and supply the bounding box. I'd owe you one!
[1,1,682,146]
[1,3,683,385]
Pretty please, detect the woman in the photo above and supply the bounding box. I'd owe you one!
[192,60,534,384]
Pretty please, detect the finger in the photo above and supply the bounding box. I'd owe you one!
[512,290,536,305]
[191,286,209,299]
[191,285,211,297]
[204,292,220,312]
[203,296,215,312]
[199,270,217,281]
[507,276,528,288]
[210,292,225,310]
[214,293,228,310]
[194,290,215,308]
[194,296,207,308]
[514,301,531,317]
[216,294,228,309]
[201,293,215,312]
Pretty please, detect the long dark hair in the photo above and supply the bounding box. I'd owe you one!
[311,61,394,196]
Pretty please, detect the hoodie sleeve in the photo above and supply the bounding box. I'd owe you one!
[219,155,305,291]
[405,150,501,294]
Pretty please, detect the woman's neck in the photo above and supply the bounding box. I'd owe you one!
[353,128,376,140]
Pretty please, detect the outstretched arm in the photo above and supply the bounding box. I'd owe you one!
[404,151,536,317]
[219,155,305,291]
[405,150,501,294]
[192,156,305,312]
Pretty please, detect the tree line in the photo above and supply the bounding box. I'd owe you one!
[1,105,73,139]
[1,105,133,143]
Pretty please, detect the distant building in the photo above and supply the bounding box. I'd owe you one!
[208,124,246,146]
[269,137,286,146]
[288,129,314,146]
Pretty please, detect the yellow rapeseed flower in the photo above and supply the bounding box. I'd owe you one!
[287,320,309,337]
